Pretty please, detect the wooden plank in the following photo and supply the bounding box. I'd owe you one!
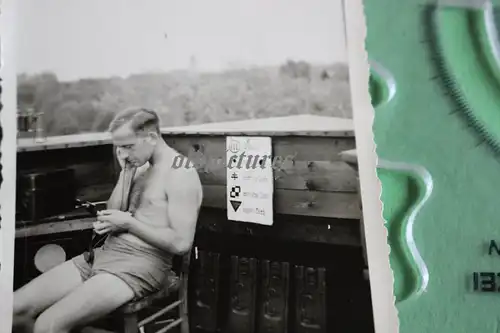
[201,185,361,219]
[176,158,357,192]
[16,185,360,222]
[15,218,95,238]
[17,132,112,152]
[339,149,358,171]
[15,213,361,246]
[16,116,354,152]
[17,144,115,168]
[164,130,354,137]
[166,136,356,164]
[197,209,361,247]
[274,160,357,192]
[161,115,354,136]
[177,159,357,192]
[273,137,355,162]
[17,131,355,152]
[167,136,358,192]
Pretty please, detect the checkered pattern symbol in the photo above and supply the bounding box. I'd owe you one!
[230,185,241,198]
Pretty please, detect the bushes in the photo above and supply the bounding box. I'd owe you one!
[17,62,352,136]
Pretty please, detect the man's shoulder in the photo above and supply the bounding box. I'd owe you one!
[167,164,202,190]
[165,166,203,206]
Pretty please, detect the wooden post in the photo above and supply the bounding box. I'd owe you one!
[339,149,368,272]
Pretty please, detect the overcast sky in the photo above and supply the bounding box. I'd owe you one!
[17,0,347,81]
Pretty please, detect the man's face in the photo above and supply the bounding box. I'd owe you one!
[111,123,155,167]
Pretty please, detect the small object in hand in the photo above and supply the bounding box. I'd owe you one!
[84,237,96,265]
[80,201,100,265]
[85,202,98,216]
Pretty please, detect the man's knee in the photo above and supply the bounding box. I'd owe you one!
[33,312,70,333]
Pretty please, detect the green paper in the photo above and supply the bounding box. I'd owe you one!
[366,1,500,331]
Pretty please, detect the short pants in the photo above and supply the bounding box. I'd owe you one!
[72,235,175,300]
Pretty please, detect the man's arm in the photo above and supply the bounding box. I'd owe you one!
[127,169,203,254]
[107,163,149,210]
[107,171,126,210]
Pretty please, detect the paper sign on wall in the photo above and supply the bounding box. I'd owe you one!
[226,136,274,225]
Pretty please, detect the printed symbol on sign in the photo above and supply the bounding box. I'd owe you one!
[230,185,241,198]
[256,208,265,216]
[231,173,238,180]
[230,200,242,212]
[228,139,240,153]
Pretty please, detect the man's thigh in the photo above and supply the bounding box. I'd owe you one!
[35,273,135,332]
[13,258,83,317]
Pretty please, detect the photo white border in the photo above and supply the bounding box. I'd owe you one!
[0,0,18,330]
[344,1,399,333]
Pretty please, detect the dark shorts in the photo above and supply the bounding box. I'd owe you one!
[72,235,175,300]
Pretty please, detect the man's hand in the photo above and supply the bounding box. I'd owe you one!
[93,221,115,235]
[116,147,127,169]
[95,209,135,234]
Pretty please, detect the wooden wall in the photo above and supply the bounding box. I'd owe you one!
[17,134,360,220]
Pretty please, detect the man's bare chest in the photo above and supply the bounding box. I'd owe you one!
[129,167,168,210]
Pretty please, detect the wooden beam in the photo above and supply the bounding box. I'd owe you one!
[15,217,95,238]
[339,149,358,171]
[182,160,357,193]
[165,136,356,164]
[16,116,354,152]
[167,136,358,193]
[196,209,361,247]
[201,185,361,219]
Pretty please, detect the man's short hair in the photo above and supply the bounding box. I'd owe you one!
[108,108,161,135]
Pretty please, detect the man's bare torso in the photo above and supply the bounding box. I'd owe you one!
[114,147,197,249]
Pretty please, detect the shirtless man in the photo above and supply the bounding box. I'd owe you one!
[12,108,203,333]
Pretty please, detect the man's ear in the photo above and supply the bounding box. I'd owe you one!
[147,131,160,144]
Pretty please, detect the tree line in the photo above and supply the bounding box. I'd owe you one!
[17,61,352,136]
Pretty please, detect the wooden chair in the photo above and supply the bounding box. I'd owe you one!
[122,249,192,333]
[82,249,192,333]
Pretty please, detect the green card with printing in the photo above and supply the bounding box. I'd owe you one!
[365,0,500,331]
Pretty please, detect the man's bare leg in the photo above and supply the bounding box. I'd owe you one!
[12,260,83,332]
[33,273,135,333]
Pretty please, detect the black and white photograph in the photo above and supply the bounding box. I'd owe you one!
[12,0,374,332]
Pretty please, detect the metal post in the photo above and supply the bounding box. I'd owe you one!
[34,111,46,143]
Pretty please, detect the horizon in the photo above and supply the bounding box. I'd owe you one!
[17,61,349,82]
